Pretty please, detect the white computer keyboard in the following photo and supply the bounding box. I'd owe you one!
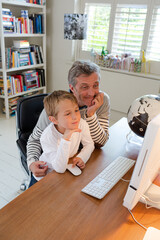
[81,156,135,199]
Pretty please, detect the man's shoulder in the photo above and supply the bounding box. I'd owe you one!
[36,109,50,130]
[102,91,110,103]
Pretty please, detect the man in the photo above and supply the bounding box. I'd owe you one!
[27,60,110,185]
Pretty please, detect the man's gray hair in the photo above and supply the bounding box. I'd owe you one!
[68,60,100,87]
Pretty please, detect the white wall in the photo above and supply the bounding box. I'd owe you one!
[46,0,160,119]
[46,0,74,92]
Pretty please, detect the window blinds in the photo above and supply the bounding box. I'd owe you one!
[111,4,147,57]
[82,3,111,52]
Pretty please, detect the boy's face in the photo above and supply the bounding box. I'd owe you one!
[53,99,81,134]
[69,72,100,107]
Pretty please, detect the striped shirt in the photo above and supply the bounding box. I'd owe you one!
[27,92,110,168]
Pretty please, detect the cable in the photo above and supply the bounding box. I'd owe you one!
[121,178,130,182]
[128,209,147,230]
[142,194,160,204]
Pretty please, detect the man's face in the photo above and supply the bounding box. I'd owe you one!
[70,72,100,107]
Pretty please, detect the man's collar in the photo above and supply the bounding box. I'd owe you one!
[79,105,87,110]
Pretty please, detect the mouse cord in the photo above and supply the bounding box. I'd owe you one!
[128,209,147,231]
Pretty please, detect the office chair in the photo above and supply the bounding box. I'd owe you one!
[16,93,48,190]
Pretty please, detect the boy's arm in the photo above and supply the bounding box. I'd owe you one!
[76,119,94,164]
[40,135,71,173]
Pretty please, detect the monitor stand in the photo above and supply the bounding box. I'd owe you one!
[140,183,160,209]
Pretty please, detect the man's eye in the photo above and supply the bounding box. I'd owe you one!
[94,84,99,88]
[75,109,79,112]
[66,113,70,116]
[81,86,88,89]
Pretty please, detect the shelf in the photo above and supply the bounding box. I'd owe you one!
[4,33,45,38]
[0,0,47,118]
[0,86,46,99]
[1,0,45,8]
[6,64,44,73]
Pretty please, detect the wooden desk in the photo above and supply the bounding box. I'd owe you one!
[0,118,160,240]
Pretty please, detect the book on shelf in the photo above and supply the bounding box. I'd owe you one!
[2,8,15,33]
[36,68,45,86]
[0,76,12,96]
[22,70,39,90]
[13,40,30,49]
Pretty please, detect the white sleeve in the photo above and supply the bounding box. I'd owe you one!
[40,128,71,173]
[77,120,94,163]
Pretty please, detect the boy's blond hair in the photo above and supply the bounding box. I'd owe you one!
[44,90,78,117]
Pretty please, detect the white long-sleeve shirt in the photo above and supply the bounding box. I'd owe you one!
[34,118,94,181]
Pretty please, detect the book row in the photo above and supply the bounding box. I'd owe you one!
[26,0,45,5]
[2,8,44,34]
[0,69,45,96]
[6,44,44,69]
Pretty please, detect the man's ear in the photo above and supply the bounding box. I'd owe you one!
[69,84,74,93]
[49,116,58,124]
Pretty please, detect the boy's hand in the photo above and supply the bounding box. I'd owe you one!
[87,92,104,117]
[29,161,48,177]
[72,157,85,169]
[63,128,81,141]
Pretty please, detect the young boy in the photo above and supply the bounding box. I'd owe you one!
[34,90,94,181]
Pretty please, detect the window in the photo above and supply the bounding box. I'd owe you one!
[79,0,160,62]
[146,4,160,60]
[111,4,147,57]
[82,3,111,53]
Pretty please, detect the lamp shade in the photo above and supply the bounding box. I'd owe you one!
[64,13,87,40]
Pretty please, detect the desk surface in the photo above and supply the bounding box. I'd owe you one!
[0,118,160,240]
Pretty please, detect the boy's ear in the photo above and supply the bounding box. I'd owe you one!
[49,116,58,124]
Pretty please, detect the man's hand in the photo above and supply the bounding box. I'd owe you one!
[29,161,48,177]
[72,157,85,169]
[63,128,81,141]
[87,92,104,117]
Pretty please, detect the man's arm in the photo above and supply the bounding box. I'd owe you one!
[84,92,110,148]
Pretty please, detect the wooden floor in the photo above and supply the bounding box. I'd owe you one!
[0,112,122,209]
[0,115,27,209]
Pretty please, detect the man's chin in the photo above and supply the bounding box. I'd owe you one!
[83,100,93,107]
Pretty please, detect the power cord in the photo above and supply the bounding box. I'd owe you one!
[128,209,147,230]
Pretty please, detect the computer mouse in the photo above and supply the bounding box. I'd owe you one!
[67,164,82,176]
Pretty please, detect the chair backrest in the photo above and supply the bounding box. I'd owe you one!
[16,93,48,176]
[17,94,47,134]
[16,93,48,147]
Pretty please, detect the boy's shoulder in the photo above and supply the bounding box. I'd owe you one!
[41,122,53,137]
[79,118,88,128]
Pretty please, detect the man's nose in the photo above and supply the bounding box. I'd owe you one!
[88,87,95,96]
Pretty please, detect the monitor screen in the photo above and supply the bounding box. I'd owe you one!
[123,113,160,210]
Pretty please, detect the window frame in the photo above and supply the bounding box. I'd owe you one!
[77,0,160,70]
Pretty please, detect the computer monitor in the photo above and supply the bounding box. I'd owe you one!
[123,113,160,210]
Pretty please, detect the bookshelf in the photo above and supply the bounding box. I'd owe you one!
[0,0,46,118]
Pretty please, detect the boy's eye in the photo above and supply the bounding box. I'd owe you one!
[75,109,79,112]
[65,112,70,116]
